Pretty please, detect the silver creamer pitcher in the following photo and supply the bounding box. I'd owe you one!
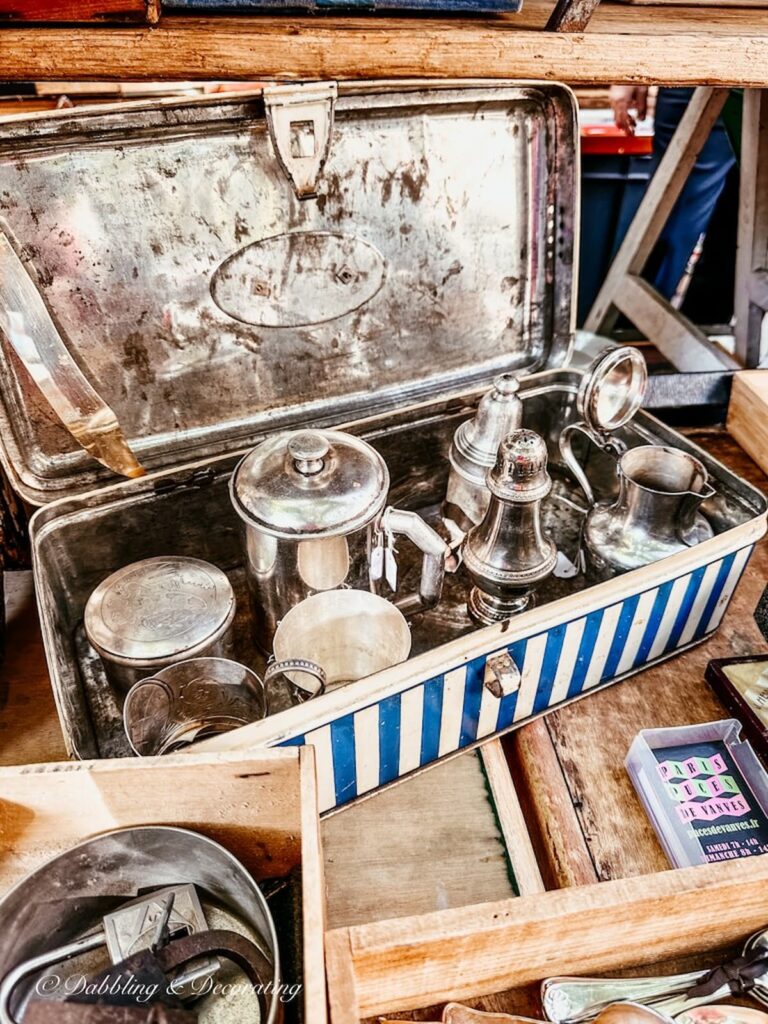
[584,445,715,578]
[230,428,450,650]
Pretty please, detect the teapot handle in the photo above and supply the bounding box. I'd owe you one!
[559,422,627,507]
[379,507,452,618]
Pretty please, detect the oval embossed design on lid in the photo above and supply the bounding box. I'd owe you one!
[211,230,387,328]
[85,556,236,666]
[230,428,389,538]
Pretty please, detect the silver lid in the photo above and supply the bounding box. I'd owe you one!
[230,428,388,538]
[452,373,524,477]
[488,429,552,503]
[578,347,648,434]
[84,556,236,666]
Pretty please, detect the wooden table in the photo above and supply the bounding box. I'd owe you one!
[2,0,768,86]
[1,428,766,1020]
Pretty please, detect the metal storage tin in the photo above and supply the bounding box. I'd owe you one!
[0,82,764,812]
[84,556,237,691]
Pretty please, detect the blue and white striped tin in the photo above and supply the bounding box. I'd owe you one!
[217,532,760,813]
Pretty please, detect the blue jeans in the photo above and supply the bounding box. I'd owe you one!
[645,88,737,300]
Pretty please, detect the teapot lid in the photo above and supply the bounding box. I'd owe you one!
[230,429,388,538]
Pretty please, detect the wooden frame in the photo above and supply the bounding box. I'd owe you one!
[2,2,768,86]
[0,747,326,1024]
[584,85,739,373]
[325,853,768,1023]
[735,89,768,367]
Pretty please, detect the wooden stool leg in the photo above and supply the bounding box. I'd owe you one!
[735,89,768,368]
[584,87,738,371]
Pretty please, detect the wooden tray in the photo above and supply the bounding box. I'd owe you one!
[0,747,326,1024]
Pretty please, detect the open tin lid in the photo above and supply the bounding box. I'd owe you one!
[0,80,578,505]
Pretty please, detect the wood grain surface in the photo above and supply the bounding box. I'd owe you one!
[522,428,768,884]
[1,1,768,85]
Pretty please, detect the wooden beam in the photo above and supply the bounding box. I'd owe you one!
[584,86,730,336]
[1,11,768,85]
[615,274,738,371]
[331,854,768,1018]
[735,89,768,367]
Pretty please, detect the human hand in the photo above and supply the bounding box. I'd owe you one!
[609,85,649,135]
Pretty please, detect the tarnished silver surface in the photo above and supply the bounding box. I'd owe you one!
[0,827,280,1024]
[464,429,557,623]
[0,82,577,504]
[28,370,768,761]
[84,557,237,692]
[444,373,523,532]
[231,428,448,650]
[123,657,265,756]
[0,230,144,481]
[583,445,716,578]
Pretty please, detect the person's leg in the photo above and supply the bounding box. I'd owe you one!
[648,87,737,300]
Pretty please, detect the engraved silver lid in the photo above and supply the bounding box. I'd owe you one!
[84,556,236,667]
[230,428,389,537]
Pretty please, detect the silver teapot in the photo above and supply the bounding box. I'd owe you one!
[230,428,450,650]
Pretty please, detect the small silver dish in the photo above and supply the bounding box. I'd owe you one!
[84,556,236,692]
[123,657,265,756]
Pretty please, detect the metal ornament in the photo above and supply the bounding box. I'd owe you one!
[559,346,648,505]
[443,372,524,533]
[230,428,449,650]
[463,429,557,624]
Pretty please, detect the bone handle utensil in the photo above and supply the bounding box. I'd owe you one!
[542,971,707,1024]
[0,227,144,479]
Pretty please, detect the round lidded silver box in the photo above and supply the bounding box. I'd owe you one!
[84,556,237,693]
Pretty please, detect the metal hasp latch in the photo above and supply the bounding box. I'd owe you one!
[484,651,521,699]
[264,81,338,200]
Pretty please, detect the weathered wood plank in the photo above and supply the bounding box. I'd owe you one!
[735,89,768,367]
[506,718,599,889]
[614,274,737,371]
[330,853,768,1019]
[1,7,768,85]
[322,750,517,931]
[728,371,768,477]
[0,0,156,22]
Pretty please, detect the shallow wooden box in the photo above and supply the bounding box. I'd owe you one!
[325,746,768,1023]
[0,747,326,1024]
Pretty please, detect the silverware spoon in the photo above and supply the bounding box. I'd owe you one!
[542,927,768,1024]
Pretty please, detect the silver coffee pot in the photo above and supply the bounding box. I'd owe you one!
[230,428,450,650]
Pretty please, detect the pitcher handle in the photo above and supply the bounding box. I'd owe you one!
[264,658,327,700]
[559,422,627,508]
[379,507,452,618]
